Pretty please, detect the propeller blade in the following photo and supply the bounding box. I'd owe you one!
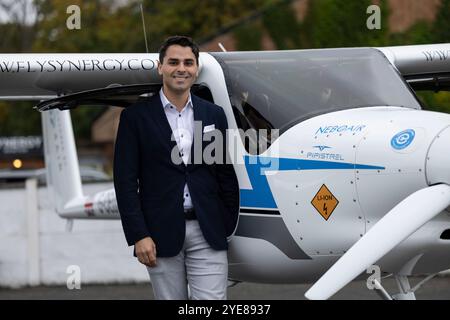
[305,184,450,300]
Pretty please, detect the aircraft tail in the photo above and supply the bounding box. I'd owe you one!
[41,109,85,217]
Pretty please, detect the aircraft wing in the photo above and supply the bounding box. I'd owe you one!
[0,53,161,100]
[34,84,161,111]
[377,44,450,91]
[306,184,450,300]
[1,45,449,104]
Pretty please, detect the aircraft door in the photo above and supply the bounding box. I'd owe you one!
[196,53,245,237]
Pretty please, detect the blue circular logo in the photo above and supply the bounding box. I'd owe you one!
[391,129,415,150]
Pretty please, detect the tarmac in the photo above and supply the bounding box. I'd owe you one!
[1,275,450,300]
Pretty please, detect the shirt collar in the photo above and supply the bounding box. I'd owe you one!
[159,88,193,111]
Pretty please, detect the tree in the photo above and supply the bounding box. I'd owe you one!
[234,22,263,51]
[262,0,301,49]
[389,0,450,114]
[389,21,433,46]
[432,0,450,43]
[141,0,276,49]
[28,0,278,139]
[0,0,37,52]
[32,0,143,53]
[301,0,389,48]
[31,0,140,140]
[0,1,41,137]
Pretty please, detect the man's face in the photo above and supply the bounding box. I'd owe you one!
[158,44,198,95]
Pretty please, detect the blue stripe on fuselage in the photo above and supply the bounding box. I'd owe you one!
[240,155,384,209]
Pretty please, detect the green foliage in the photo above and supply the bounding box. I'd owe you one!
[416,91,450,114]
[70,106,107,140]
[0,101,104,140]
[0,0,37,52]
[32,0,145,53]
[432,0,450,43]
[389,21,433,45]
[1,0,450,136]
[262,1,301,49]
[386,1,448,114]
[301,0,390,48]
[302,0,381,48]
[0,102,41,136]
[366,0,390,46]
[30,0,280,52]
[27,0,276,139]
[234,23,263,51]
[142,0,275,50]
[0,23,36,52]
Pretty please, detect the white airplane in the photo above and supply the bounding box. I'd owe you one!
[1,43,450,300]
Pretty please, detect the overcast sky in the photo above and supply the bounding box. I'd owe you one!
[0,0,134,25]
[0,0,37,24]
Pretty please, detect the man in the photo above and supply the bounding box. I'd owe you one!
[113,36,239,300]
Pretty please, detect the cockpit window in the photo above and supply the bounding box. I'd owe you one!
[212,48,421,153]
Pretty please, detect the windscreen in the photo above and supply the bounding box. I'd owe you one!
[212,48,421,143]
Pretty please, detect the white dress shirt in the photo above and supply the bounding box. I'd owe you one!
[159,88,194,210]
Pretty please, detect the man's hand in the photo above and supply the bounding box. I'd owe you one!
[135,237,157,267]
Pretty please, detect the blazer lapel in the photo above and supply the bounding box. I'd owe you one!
[148,94,179,155]
[189,95,206,167]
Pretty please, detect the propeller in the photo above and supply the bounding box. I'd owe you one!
[305,184,450,300]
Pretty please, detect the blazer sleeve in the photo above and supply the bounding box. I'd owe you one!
[113,109,151,246]
[215,107,240,236]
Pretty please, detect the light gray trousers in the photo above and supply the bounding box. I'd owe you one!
[146,220,228,300]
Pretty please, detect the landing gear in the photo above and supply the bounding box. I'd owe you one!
[372,278,393,300]
[392,275,416,300]
[371,273,438,300]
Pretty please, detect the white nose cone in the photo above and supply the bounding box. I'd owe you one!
[426,126,450,185]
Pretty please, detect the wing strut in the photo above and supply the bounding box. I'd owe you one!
[305,184,450,300]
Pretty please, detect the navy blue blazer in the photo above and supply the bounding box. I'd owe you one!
[113,93,240,257]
